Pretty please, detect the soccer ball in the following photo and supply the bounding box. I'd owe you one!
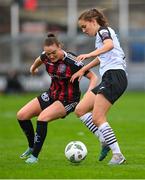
[64,141,88,163]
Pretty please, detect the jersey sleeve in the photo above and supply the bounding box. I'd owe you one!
[98,27,112,42]
[40,51,47,62]
[65,52,90,75]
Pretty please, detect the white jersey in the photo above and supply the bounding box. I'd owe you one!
[95,27,126,76]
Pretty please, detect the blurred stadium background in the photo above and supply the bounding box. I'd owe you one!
[0,0,145,92]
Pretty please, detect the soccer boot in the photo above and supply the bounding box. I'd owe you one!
[25,154,38,164]
[20,147,33,159]
[108,153,126,165]
[99,144,110,161]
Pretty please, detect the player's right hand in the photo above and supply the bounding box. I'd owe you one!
[30,65,38,75]
[76,54,90,61]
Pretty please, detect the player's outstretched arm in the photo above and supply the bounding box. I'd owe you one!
[76,39,113,61]
[70,57,100,83]
[30,56,43,75]
[85,71,98,92]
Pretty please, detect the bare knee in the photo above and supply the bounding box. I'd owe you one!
[38,113,49,121]
[38,112,55,122]
[17,110,27,120]
[74,106,86,118]
[38,108,66,122]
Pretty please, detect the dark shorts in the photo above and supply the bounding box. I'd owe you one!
[37,91,79,116]
[92,69,128,104]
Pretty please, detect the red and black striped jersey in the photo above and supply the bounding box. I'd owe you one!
[40,51,88,103]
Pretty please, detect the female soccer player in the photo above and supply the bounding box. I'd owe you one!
[71,8,128,165]
[16,33,98,164]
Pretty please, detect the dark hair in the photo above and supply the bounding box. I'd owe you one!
[78,8,109,27]
[44,33,61,47]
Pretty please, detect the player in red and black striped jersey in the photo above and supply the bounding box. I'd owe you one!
[16,33,98,164]
[38,50,87,108]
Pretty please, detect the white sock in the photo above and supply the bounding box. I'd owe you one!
[80,112,99,137]
[98,122,122,154]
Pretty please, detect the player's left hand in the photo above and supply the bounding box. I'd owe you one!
[70,70,84,83]
[76,54,90,61]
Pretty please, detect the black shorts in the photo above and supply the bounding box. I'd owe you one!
[37,91,79,116]
[92,69,128,104]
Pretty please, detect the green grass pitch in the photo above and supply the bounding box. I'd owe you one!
[0,91,145,179]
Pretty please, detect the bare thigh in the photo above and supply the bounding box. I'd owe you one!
[17,98,42,120]
[75,91,95,117]
[38,100,67,122]
[92,94,112,126]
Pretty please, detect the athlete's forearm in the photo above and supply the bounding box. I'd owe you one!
[82,57,100,73]
[86,71,98,91]
[31,57,43,69]
[70,58,100,83]
[30,57,43,75]
[88,39,114,58]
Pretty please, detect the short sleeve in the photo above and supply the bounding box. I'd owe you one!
[40,51,47,61]
[98,27,112,42]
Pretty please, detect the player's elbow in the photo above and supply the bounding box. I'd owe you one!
[110,43,114,50]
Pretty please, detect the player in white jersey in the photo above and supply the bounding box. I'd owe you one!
[95,26,126,76]
[71,8,128,165]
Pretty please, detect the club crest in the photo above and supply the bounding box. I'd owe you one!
[58,64,66,73]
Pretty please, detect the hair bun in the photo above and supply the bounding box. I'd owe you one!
[47,33,56,38]
[91,8,97,12]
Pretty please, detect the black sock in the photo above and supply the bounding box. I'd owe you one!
[18,120,35,148]
[32,121,48,158]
